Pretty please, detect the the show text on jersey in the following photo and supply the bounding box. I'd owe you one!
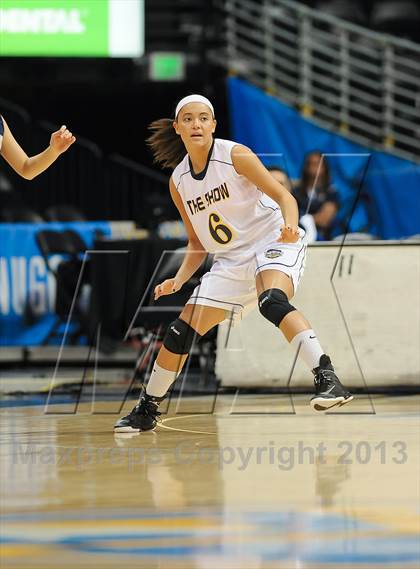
[186,182,230,215]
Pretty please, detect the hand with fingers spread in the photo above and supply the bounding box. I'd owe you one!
[49,125,76,156]
[277,224,300,243]
[154,278,183,301]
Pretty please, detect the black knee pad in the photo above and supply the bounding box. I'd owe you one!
[258,288,296,327]
[163,318,202,355]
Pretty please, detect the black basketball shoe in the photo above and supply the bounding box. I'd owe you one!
[114,393,164,432]
[311,355,353,412]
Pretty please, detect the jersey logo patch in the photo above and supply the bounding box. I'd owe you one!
[265,249,283,259]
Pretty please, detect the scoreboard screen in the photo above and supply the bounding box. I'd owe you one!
[0,0,144,58]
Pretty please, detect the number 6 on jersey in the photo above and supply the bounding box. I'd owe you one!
[208,212,233,245]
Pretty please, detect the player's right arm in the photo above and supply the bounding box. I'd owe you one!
[154,177,208,300]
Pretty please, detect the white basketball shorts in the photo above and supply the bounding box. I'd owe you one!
[186,233,307,324]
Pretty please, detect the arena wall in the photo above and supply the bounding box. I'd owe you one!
[216,242,420,388]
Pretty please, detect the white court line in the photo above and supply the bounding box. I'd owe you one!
[159,414,217,435]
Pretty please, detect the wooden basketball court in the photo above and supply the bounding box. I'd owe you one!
[1,393,419,568]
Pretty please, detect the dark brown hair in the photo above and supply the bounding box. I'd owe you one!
[300,150,331,191]
[146,118,186,169]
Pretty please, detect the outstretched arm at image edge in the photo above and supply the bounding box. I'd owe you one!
[1,118,75,180]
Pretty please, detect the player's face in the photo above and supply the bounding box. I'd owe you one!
[174,103,216,147]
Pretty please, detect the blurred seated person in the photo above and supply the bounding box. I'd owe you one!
[267,165,292,191]
[267,165,317,243]
[292,151,339,240]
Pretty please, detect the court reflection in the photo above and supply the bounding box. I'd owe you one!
[1,396,419,568]
[315,454,351,508]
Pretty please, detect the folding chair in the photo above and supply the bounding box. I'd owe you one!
[35,229,90,345]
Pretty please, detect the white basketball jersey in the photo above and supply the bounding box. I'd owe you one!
[172,139,283,254]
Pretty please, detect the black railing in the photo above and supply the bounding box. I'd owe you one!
[1,99,172,227]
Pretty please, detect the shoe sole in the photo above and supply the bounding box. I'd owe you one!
[114,426,156,433]
[311,395,354,412]
[114,426,140,433]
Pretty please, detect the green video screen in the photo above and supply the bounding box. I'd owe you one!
[0,0,144,57]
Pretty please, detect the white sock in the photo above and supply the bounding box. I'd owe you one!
[145,362,180,398]
[290,329,324,371]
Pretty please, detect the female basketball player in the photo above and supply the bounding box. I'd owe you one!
[0,114,75,179]
[115,95,352,432]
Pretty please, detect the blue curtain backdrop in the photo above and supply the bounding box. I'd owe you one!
[0,221,111,346]
[228,77,420,239]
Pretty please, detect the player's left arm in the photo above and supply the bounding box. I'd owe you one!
[231,144,299,243]
[1,117,75,180]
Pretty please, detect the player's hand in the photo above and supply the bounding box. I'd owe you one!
[49,125,76,155]
[154,278,182,300]
[277,225,300,243]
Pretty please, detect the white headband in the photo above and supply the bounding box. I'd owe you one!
[175,94,215,119]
